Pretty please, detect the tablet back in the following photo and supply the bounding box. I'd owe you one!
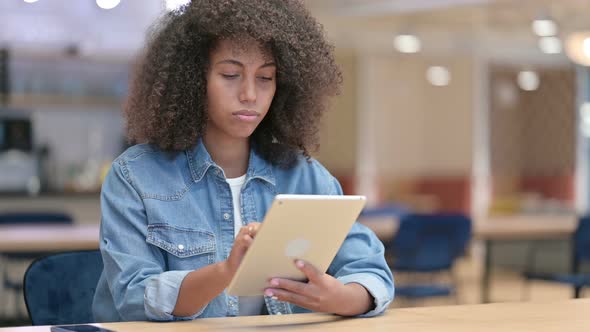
[227,194,366,296]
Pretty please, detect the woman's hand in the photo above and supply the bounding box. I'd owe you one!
[223,222,261,277]
[174,221,261,317]
[264,260,374,316]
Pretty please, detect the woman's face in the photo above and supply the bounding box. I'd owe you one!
[206,39,277,141]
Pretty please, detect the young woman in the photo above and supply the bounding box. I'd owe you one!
[92,0,394,322]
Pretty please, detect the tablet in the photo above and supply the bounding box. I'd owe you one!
[227,194,366,296]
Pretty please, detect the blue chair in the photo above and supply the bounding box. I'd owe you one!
[389,213,472,300]
[23,250,103,325]
[0,212,73,224]
[360,204,410,219]
[524,215,590,298]
[0,212,74,317]
[360,204,410,251]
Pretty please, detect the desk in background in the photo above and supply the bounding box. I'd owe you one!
[0,216,577,304]
[474,214,577,303]
[358,213,578,303]
[0,224,100,319]
[0,224,99,253]
[1,299,588,332]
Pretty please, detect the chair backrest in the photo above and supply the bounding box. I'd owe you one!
[0,212,73,225]
[574,215,590,266]
[23,250,103,325]
[360,204,410,218]
[390,213,472,272]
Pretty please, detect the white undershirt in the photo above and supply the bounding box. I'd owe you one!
[226,174,265,316]
[225,174,247,238]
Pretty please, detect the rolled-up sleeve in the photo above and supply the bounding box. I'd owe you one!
[337,273,393,317]
[144,271,206,321]
[325,175,395,317]
[100,161,204,321]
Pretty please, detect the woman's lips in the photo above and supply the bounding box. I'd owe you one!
[233,110,259,122]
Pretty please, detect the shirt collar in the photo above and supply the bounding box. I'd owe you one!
[186,139,276,186]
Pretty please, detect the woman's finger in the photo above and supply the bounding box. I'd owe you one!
[264,288,315,310]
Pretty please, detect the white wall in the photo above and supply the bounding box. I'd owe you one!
[316,49,476,204]
[340,52,474,179]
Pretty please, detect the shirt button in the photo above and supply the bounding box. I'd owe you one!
[215,169,221,176]
[177,244,184,250]
[223,213,230,220]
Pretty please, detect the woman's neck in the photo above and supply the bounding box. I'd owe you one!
[202,133,249,178]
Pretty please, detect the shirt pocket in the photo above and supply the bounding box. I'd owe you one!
[146,223,217,269]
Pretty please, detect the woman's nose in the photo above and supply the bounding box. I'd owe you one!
[239,78,256,104]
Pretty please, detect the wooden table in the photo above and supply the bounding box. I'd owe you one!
[0,224,100,319]
[359,214,577,244]
[474,215,578,303]
[359,214,578,303]
[0,216,577,304]
[473,215,578,241]
[0,224,100,253]
[1,299,589,331]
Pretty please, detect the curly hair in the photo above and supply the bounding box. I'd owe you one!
[125,0,342,167]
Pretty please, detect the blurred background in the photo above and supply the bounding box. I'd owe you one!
[2,0,590,326]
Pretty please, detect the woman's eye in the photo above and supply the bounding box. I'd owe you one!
[222,74,239,79]
[258,76,273,81]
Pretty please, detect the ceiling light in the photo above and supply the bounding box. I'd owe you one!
[580,102,590,137]
[532,19,557,37]
[96,0,120,10]
[393,34,421,53]
[517,71,540,91]
[538,36,562,54]
[23,0,39,3]
[165,0,190,11]
[565,32,590,66]
[584,38,590,58]
[494,79,518,108]
[426,66,451,87]
[581,102,590,123]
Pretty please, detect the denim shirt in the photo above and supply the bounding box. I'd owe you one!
[92,140,394,322]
